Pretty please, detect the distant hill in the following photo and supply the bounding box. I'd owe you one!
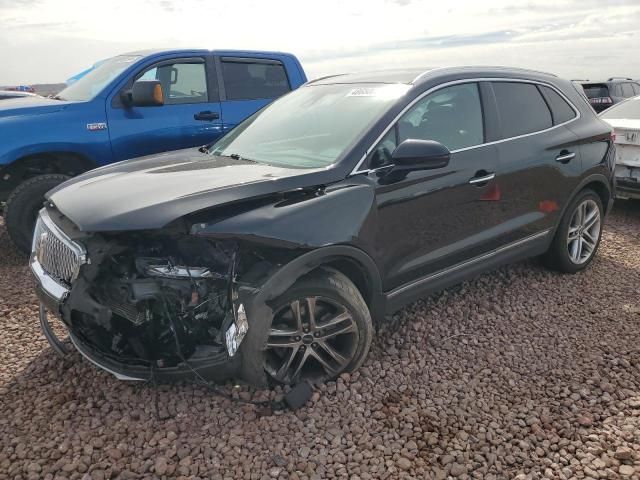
[0,83,66,96]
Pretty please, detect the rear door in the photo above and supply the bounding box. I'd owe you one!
[491,80,581,238]
[107,56,223,161]
[216,56,292,134]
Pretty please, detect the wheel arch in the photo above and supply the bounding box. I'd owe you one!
[1,151,97,198]
[250,245,384,323]
[552,173,612,236]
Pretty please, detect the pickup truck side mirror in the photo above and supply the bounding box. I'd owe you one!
[391,139,450,171]
[121,80,164,107]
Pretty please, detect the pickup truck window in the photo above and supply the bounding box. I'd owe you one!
[221,59,290,101]
[57,55,140,102]
[138,62,208,105]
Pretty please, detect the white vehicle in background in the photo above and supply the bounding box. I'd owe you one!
[600,96,640,200]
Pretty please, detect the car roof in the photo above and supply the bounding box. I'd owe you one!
[121,48,298,58]
[307,66,559,87]
[581,78,637,85]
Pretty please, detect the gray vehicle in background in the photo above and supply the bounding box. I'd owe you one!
[579,78,640,113]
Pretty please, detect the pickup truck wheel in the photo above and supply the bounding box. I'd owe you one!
[5,174,70,254]
[543,189,603,273]
[262,269,373,385]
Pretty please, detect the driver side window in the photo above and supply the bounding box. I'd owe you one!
[137,62,208,105]
[368,82,484,168]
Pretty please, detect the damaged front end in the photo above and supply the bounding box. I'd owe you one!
[31,207,255,382]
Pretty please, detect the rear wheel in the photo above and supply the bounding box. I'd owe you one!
[544,189,603,273]
[5,174,70,254]
[263,269,373,385]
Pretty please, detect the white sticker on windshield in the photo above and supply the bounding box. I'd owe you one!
[347,87,378,97]
[346,84,411,99]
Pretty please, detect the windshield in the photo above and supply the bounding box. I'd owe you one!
[209,83,410,168]
[57,55,141,102]
[601,97,640,119]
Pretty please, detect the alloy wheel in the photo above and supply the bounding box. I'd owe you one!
[566,198,601,265]
[264,296,358,383]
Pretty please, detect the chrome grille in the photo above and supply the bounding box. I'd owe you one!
[32,210,86,287]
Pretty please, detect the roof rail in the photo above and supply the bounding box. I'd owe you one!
[304,74,347,86]
[412,65,558,84]
[607,77,632,81]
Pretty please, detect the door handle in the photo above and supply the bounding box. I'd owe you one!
[194,111,220,121]
[469,172,495,185]
[555,151,575,163]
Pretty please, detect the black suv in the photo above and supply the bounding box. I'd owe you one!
[579,78,640,112]
[31,67,615,386]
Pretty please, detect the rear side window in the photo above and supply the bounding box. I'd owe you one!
[221,59,290,101]
[539,86,577,125]
[493,82,552,138]
[582,84,609,98]
[621,83,635,98]
[632,83,640,95]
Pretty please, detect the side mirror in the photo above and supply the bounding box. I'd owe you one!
[121,80,164,107]
[391,139,450,170]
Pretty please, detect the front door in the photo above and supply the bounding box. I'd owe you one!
[107,56,224,161]
[366,82,506,291]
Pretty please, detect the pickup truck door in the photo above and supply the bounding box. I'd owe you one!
[107,56,223,161]
[216,56,293,134]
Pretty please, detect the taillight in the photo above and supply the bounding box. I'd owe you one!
[589,97,613,104]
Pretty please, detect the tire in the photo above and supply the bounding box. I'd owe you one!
[255,268,373,385]
[5,174,70,254]
[543,189,604,273]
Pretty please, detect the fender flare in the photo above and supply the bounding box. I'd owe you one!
[551,173,612,238]
[254,245,383,309]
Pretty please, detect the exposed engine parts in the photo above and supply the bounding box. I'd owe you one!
[68,234,244,369]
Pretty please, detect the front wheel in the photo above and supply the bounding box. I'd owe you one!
[544,189,604,273]
[5,174,70,254]
[262,269,373,385]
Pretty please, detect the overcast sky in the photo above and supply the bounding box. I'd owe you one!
[1,0,639,85]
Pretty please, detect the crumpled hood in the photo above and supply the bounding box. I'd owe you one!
[47,148,339,232]
[0,96,70,117]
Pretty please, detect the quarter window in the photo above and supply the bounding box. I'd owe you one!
[221,59,290,100]
[493,82,552,138]
[137,61,208,105]
[621,83,635,98]
[539,85,576,125]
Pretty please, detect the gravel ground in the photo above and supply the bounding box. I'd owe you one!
[1,203,639,480]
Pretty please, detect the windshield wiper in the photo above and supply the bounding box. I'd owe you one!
[49,94,65,101]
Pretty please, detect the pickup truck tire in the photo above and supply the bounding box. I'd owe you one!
[543,189,603,273]
[5,174,70,254]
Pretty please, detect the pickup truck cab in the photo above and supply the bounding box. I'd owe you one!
[0,48,307,252]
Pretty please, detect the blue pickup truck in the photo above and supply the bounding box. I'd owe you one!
[0,49,307,252]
